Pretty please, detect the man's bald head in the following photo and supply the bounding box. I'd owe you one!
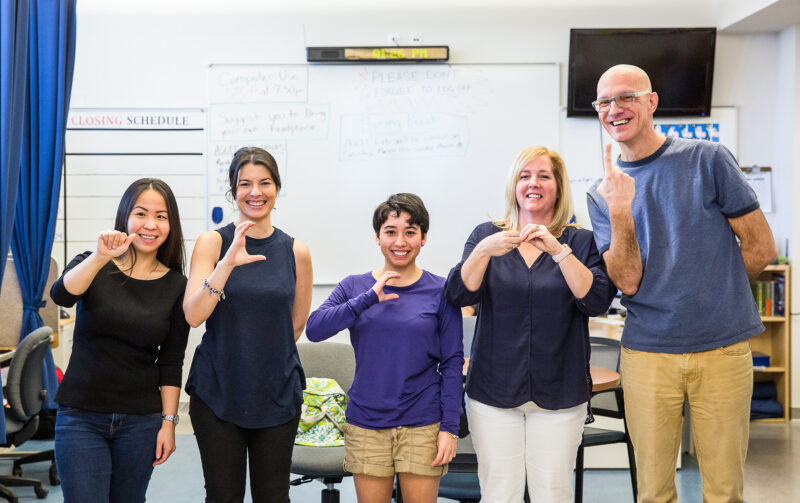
[597,65,652,96]
[595,64,664,160]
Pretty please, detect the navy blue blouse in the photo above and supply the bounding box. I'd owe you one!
[445,223,616,410]
[186,224,304,428]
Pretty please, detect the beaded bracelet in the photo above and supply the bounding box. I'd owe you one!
[202,278,226,301]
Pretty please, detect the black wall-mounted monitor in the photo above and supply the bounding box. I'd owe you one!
[567,28,716,117]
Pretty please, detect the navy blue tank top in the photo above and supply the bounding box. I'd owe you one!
[186,224,305,428]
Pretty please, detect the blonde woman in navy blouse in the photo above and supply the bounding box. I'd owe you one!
[445,146,616,502]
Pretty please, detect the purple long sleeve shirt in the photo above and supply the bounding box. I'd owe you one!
[306,270,464,435]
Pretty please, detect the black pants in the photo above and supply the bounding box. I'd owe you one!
[190,394,301,503]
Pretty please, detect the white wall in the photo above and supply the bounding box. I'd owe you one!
[715,33,791,249]
[775,24,800,411]
[70,3,723,108]
[71,7,790,232]
[68,4,797,405]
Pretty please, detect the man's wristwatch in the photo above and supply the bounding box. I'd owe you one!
[444,431,458,440]
[162,413,180,425]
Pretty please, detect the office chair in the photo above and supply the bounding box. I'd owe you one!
[0,258,25,352]
[290,342,355,503]
[0,256,60,351]
[574,336,637,503]
[0,256,60,488]
[0,326,57,502]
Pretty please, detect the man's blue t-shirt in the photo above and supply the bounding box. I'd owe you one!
[587,136,764,353]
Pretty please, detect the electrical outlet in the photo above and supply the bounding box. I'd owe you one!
[410,33,423,45]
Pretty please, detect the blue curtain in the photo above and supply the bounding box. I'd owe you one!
[1,0,28,290]
[0,0,30,442]
[11,0,76,411]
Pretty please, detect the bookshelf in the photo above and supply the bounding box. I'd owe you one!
[750,264,791,422]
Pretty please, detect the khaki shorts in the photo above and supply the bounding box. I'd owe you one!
[342,422,448,478]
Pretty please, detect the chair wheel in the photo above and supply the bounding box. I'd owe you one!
[35,486,49,499]
[49,464,60,485]
[11,465,21,477]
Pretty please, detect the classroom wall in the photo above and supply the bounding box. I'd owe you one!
[775,24,800,412]
[70,8,791,245]
[714,33,789,252]
[71,8,721,105]
[68,5,797,403]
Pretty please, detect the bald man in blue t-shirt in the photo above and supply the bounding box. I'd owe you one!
[587,64,777,503]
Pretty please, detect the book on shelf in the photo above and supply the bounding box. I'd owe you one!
[774,274,785,316]
[752,351,770,367]
[750,274,785,317]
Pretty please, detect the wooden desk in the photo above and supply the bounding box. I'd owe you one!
[462,358,620,393]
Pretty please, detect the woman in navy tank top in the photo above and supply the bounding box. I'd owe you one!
[183,147,313,503]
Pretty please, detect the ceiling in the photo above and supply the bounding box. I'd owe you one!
[78,0,800,33]
[721,0,800,32]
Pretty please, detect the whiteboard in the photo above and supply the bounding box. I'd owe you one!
[208,64,559,284]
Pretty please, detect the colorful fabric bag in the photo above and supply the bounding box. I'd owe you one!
[295,377,347,447]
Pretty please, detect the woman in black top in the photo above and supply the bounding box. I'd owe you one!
[50,178,190,503]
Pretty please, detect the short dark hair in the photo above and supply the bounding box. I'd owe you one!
[114,178,185,274]
[372,193,429,236]
[227,147,281,199]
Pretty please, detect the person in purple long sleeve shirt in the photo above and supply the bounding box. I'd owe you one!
[306,193,463,503]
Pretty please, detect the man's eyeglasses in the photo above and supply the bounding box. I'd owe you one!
[592,91,652,112]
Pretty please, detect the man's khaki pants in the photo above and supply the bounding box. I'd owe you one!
[620,339,753,503]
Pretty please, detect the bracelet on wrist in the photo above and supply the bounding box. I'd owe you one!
[551,243,573,264]
[202,278,226,301]
[443,431,459,440]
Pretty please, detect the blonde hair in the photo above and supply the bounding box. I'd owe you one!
[492,146,575,238]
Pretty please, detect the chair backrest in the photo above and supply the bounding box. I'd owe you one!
[590,336,621,372]
[462,316,477,357]
[296,342,356,397]
[0,256,60,349]
[0,257,24,349]
[589,336,622,413]
[6,326,53,422]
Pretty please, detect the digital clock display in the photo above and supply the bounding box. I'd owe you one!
[345,47,448,61]
[307,46,449,63]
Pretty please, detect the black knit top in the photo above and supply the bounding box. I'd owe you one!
[50,252,190,414]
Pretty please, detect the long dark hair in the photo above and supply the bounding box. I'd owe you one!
[114,178,185,274]
[227,147,281,201]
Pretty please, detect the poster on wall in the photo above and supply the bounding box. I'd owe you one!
[741,167,773,213]
[655,123,719,142]
[62,108,206,267]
